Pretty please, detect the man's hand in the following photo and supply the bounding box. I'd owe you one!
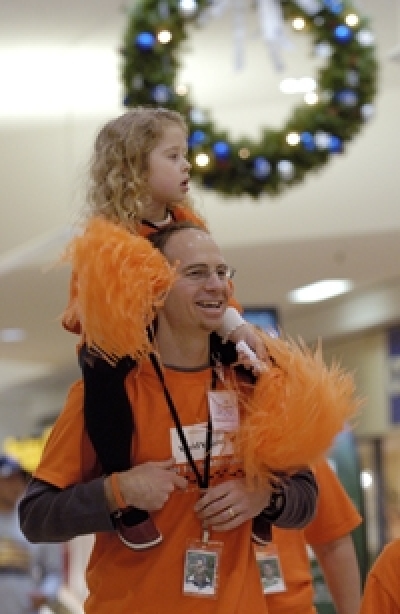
[194,479,271,531]
[118,458,187,511]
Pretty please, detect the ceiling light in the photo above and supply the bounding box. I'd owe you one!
[288,279,353,304]
[0,328,26,342]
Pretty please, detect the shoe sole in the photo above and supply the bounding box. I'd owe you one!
[118,532,163,550]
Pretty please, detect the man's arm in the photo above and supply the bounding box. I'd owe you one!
[19,477,114,543]
[194,468,318,532]
[313,534,361,614]
[19,460,188,544]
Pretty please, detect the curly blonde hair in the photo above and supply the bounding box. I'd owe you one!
[85,107,194,229]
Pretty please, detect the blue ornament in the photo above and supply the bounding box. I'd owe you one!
[123,94,132,107]
[135,32,156,51]
[336,89,358,106]
[329,135,343,153]
[253,157,271,180]
[300,132,315,151]
[334,25,353,44]
[188,130,206,148]
[323,0,343,14]
[151,84,170,104]
[213,141,230,160]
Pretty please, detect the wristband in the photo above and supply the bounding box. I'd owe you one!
[262,488,286,522]
[110,472,129,511]
[216,307,245,341]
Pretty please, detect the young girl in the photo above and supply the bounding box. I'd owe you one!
[62,107,266,548]
[63,107,262,350]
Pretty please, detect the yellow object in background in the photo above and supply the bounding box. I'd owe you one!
[3,427,51,474]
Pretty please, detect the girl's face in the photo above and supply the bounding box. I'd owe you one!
[146,123,191,213]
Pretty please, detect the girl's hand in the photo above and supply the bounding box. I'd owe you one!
[228,323,269,372]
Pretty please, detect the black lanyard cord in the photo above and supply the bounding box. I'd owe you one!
[149,352,215,490]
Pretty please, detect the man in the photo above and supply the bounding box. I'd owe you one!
[0,454,63,614]
[19,222,317,614]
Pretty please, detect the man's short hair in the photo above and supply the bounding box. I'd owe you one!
[147,221,207,254]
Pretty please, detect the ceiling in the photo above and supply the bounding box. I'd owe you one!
[1,0,400,441]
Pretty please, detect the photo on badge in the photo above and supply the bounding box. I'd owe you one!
[256,552,286,595]
[182,548,218,597]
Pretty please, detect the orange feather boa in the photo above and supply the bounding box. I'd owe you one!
[235,333,362,485]
[61,217,176,362]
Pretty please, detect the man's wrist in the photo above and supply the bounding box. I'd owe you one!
[104,474,124,514]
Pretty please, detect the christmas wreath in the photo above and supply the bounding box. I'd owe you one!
[121,0,378,198]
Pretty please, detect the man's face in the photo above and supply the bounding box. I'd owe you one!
[160,228,232,335]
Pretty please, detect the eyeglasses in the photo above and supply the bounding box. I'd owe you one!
[180,264,236,282]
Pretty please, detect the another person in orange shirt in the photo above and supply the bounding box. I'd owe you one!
[255,458,362,614]
[358,538,400,614]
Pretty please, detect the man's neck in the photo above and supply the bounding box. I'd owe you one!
[155,329,210,370]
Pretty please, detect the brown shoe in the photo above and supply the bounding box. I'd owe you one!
[116,516,163,550]
[252,514,272,545]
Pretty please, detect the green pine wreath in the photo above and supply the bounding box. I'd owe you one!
[121,0,378,198]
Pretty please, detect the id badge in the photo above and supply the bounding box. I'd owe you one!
[182,537,223,598]
[254,542,287,594]
[208,390,239,432]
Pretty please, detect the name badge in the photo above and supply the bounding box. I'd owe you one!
[208,390,239,432]
[183,538,223,599]
[171,424,233,465]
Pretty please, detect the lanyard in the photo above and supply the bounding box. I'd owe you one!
[149,353,217,490]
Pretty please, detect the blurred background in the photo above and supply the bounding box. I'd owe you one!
[1,0,400,611]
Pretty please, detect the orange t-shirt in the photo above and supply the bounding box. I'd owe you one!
[35,362,268,614]
[359,539,400,614]
[264,459,362,614]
